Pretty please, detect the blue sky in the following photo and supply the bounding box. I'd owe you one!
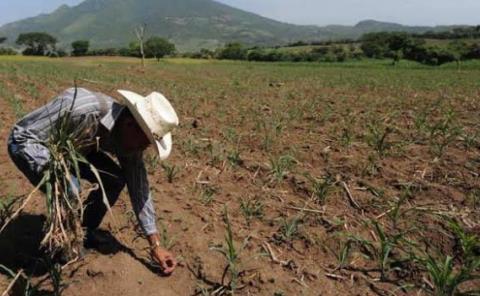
[0,0,479,27]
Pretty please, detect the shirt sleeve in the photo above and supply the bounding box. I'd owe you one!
[118,151,158,235]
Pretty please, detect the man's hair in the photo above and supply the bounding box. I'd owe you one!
[119,108,134,121]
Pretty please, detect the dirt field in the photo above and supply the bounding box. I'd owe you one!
[0,56,479,295]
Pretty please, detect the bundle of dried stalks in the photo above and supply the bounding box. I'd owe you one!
[1,87,112,259]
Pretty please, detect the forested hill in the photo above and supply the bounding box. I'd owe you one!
[0,0,467,51]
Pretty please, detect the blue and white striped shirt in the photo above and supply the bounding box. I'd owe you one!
[9,88,158,235]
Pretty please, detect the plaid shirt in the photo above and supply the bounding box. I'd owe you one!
[8,88,158,235]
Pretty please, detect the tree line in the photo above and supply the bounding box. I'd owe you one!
[190,32,480,66]
[360,32,480,66]
[1,30,480,66]
[0,32,176,60]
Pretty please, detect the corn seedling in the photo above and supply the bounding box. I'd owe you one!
[448,220,479,261]
[0,194,20,226]
[210,208,247,293]
[350,221,410,280]
[240,198,264,225]
[467,189,480,209]
[259,117,284,151]
[227,148,243,168]
[161,162,178,183]
[277,214,303,244]
[366,121,394,157]
[332,239,354,269]
[144,153,160,173]
[423,254,480,296]
[387,185,413,229]
[200,185,217,205]
[183,137,200,156]
[159,221,177,250]
[461,130,478,150]
[268,155,297,183]
[340,127,353,148]
[205,142,224,167]
[305,173,334,205]
[427,109,462,158]
[414,108,429,136]
[222,127,239,144]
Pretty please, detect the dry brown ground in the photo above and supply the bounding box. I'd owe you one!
[0,57,479,295]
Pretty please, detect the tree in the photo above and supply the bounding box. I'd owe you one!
[127,41,141,57]
[448,40,469,69]
[466,43,480,59]
[218,42,247,60]
[16,32,57,56]
[0,37,6,44]
[145,37,175,61]
[71,40,90,56]
[360,32,391,58]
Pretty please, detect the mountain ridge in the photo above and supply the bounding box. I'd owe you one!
[0,0,469,52]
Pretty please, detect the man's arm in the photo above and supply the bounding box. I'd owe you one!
[118,152,177,274]
[118,151,158,234]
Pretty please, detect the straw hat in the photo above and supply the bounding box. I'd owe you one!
[117,90,179,160]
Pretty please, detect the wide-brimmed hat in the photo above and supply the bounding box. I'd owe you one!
[117,90,179,160]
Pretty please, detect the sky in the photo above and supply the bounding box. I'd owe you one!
[0,0,479,27]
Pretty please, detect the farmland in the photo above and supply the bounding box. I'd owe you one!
[0,56,479,295]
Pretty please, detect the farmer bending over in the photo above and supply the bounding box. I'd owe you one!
[7,88,179,275]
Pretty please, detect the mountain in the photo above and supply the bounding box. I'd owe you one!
[0,0,467,52]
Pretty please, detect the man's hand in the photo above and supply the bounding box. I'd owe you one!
[148,233,177,275]
[151,246,177,275]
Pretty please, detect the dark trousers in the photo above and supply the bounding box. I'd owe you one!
[7,140,126,232]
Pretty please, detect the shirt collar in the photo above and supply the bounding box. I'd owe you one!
[100,102,125,132]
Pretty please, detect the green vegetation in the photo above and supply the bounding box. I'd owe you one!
[71,40,89,56]
[145,37,176,61]
[16,32,57,56]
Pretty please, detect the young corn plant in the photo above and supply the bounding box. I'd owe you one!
[144,153,160,173]
[161,162,178,183]
[200,185,217,205]
[240,198,264,225]
[159,221,176,250]
[227,148,243,168]
[276,214,303,245]
[427,109,462,158]
[210,208,246,294]
[461,130,478,150]
[350,221,409,280]
[268,155,297,183]
[365,121,394,157]
[205,142,224,167]
[387,185,413,229]
[305,173,334,205]
[338,241,354,269]
[340,127,354,148]
[183,137,200,156]
[449,220,479,261]
[0,195,20,226]
[423,255,480,296]
[467,189,480,209]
